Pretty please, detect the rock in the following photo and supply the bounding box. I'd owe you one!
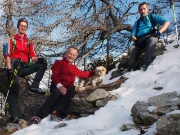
[156,113,180,135]
[6,123,21,133]
[0,116,10,126]
[18,119,28,128]
[153,87,163,90]
[148,92,180,115]
[131,101,159,125]
[96,99,108,107]
[69,97,97,114]
[86,89,109,102]
[148,92,177,106]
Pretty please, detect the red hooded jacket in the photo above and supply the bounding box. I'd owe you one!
[51,59,94,88]
[6,34,36,62]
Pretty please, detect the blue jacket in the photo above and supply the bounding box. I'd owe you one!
[131,14,168,38]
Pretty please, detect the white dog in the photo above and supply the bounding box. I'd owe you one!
[78,66,107,87]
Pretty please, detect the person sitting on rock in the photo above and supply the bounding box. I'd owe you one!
[5,18,47,123]
[31,46,95,124]
[127,2,170,71]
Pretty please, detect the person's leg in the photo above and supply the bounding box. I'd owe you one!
[127,44,142,71]
[36,85,62,119]
[7,59,22,123]
[142,37,158,67]
[54,86,76,118]
[19,62,47,93]
[7,77,19,123]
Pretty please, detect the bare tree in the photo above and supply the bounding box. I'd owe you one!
[0,0,140,66]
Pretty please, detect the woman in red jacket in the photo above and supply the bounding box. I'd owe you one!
[6,18,47,123]
[31,46,94,124]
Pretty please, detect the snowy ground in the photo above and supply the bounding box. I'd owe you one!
[12,38,180,135]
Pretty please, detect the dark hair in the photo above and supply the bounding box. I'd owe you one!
[138,2,149,11]
[17,18,28,29]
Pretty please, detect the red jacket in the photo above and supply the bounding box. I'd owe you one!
[6,34,36,62]
[51,59,94,87]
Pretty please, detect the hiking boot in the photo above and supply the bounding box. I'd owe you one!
[50,110,62,122]
[141,65,148,71]
[31,116,41,124]
[30,88,45,95]
[50,116,62,122]
[11,116,19,123]
[30,81,45,95]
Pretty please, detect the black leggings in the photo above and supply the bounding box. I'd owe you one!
[8,60,47,119]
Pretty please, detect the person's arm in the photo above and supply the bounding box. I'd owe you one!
[131,21,138,42]
[6,56,11,69]
[131,36,138,42]
[73,66,94,79]
[51,60,67,95]
[29,40,38,62]
[31,57,38,62]
[159,22,170,34]
[6,39,12,69]
[152,14,170,34]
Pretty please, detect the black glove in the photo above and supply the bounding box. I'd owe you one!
[135,39,143,46]
[38,57,47,64]
[151,31,161,37]
[7,69,14,81]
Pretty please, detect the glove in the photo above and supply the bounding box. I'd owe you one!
[135,39,143,46]
[38,57,47,64]
[151,31,161,37]
[7,69,14,81]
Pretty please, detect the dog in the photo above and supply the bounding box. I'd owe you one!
[78,66,107,87]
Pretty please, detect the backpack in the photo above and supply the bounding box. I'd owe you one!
[3,38,31,62]
[3,43,8,58]
[136,14,160,37]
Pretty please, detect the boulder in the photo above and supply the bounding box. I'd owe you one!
[156,113,180,135]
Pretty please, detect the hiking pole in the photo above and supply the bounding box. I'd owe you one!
[3,59,22,112]
[170,0,179,46]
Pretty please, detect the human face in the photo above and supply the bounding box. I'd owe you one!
[18,22,27,36]
[64,48,78,63]
[139,4,148,17]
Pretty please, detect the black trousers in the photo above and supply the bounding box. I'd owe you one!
[36,85,76,119]
[7,61,47,119]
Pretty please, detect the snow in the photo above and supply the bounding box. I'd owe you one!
[12,37,180,135]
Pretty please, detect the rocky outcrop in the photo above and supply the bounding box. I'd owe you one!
[131,91,180,135]
[156,113,180,135]
[131,101,159,125]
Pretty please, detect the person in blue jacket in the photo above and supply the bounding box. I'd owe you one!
[127,2,170,71]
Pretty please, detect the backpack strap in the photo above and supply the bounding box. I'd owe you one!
[149,14,157,28]
[11,37,16,53]
[27,39,31,62]
[11,37,31,62]
[135,19,140,37]
[136,14,159,37]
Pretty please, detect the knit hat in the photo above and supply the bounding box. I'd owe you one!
[17,18,28,29]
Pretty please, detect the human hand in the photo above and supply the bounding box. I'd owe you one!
[151,31,161,37]
[135,39,143,46]
[38,57,47,64]
[7,69,14,81]
[59,86,67,95]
